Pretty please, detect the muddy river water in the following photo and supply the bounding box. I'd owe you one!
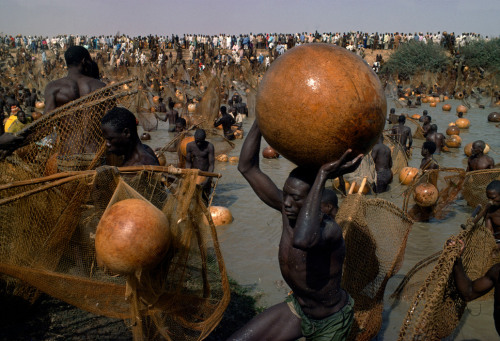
[144,96,499,340]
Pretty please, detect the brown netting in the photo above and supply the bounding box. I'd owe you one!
[0,165,230,341]
[0,78,138,181]
[384,133,409,176]
[336,194,413,340]
[406,116,425,140]
[403,168,466,220]
[342,134,408,191]
[396,207,498,340]
[462,168,500,208]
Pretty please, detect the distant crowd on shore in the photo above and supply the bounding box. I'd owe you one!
[1,31,494,57]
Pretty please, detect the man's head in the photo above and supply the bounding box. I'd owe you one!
[423,110,428,116]
[430,124,438,132]
[423,115,431,124]
[421,141,437,157]
[321,189,339,219]
[398,114,406,124]
[283,167,316,221]
[64,46,91,67]
[175,117,187,132]
[194,129,207,146]
[486,180,500,206]
[220,105,227,115]
[101,107,139,155]
[471,140,486,156]
[17,110,27,124]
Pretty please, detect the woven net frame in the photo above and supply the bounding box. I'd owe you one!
[337,194,413,340]
[0,165,230,341]
[397,206,497,340]
[0,78,139,183]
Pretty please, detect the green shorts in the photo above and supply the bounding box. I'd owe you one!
[285,293,354,341]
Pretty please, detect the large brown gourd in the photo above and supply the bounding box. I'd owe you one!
[95,198,170,275]
[256,44,387,168]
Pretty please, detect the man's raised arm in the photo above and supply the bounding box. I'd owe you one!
[293,150,362,250]
[238,121,282,211]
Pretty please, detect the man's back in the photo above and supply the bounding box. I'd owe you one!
[44,74,105,114]
[371,142,392,171]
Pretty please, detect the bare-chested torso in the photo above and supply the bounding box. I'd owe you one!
[391,124,412,150]
[426,132,445,154]
[278,213,346,318]
[43,72,106,155]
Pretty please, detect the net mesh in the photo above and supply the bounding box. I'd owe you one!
[0,166,230,341]
[0,78,138,181]
[462,168,500,208]
[396,211,498,340]
[337,194,413,340]
[343,133,408,192]
[403,168,466,220]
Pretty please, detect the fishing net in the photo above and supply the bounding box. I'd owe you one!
[396,208,497,340]
[0,165,230,341]
[343,134,408,192]
[403,168,466,220]
[406,116,425,140]
[462,168,500,208]
[336,194,413,340]
[0,78,138,182]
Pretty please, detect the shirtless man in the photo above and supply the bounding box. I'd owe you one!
[100,107,159,166]
[425,124,445,154]
[321,189,339,220]
[157,97,167,114]
[391,115,412,152]
[371,135,393,193]
[214,105,235,140]
[467,140,495,171]
[486,180,500,243]
[452,239,500,336]
[231,121,362,340]
[418,110,428,123]
[44,46,105,114]
[0,46,105,159]
[185,129,215,202]
[156,100,179,132]
[421,115,432,137]
[420,141,439,170]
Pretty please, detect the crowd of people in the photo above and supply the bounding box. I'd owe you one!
[0,30,499,339]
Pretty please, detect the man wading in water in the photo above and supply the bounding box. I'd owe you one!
[232,121,362,340]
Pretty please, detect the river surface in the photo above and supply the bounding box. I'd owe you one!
[142,96,500,340]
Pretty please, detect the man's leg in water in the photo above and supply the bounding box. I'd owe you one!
[227,302,302,341]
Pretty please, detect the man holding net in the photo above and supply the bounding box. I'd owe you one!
[232,121,362,340]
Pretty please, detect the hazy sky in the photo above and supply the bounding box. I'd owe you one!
[1,0,498,38]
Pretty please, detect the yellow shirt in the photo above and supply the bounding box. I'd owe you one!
[4,115,17,132]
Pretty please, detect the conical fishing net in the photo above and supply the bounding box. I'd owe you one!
[0,165,230,341]
[403,168,466,220]
[396,208,497,340]
[343,133,408,191]
[336,194,413,340]
[405,116,425,140]
[462,168,500,208]
[0,78,138,182]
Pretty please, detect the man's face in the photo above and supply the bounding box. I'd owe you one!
[282,177,310,221]
[101,123,129,155]
[471,142,484,156]
[175,123,185,133]
[487,190,500,207]
[17,112,26,124]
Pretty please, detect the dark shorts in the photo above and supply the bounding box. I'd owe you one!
[285,294,354,341]
[375,168,393,193]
